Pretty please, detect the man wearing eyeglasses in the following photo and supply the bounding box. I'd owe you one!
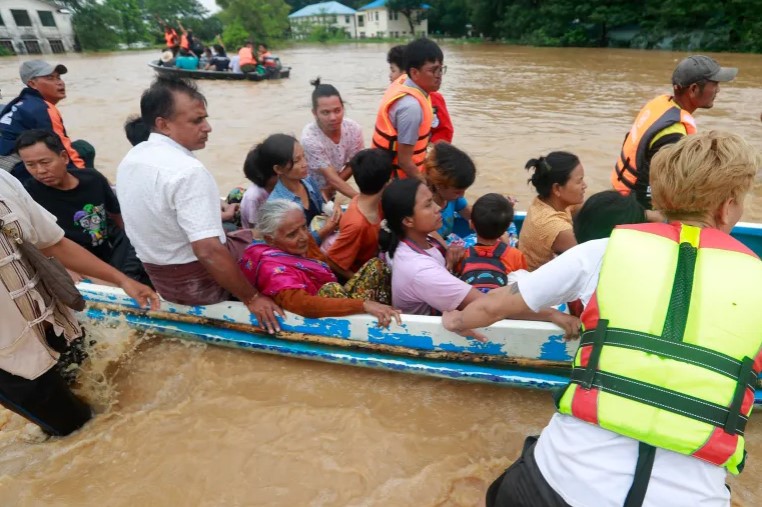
[0,60,89,183]
[372,38,445,180]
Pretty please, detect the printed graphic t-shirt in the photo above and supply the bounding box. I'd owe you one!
[25,168,120,261]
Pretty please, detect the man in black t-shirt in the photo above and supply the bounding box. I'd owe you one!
[15,129,149,285]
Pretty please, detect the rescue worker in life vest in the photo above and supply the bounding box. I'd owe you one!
[372,38,444,180]
[611,55,737,210]
[444,131,762,507]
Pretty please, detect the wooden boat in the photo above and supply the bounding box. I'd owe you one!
[148,61,291,81]
[75,217,762,403]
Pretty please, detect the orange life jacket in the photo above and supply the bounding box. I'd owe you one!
[372,76,433,179]
[611,95,697,195]
[164,29,177,47]
[238,47,256,67]
[180,33,189,50]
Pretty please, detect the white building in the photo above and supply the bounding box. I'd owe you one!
[356,0,427,39]
[288,1,358,40]
[0,0,76,55]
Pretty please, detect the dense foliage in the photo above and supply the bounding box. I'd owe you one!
[59,0,762,52]
[427,0,762,52]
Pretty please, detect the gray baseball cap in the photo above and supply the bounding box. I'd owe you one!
[672,55,737,87]
[19,60,67,84]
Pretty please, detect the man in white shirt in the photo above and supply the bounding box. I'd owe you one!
[0,170,157,436]
[443,131,760,507]
[116,76,283,333]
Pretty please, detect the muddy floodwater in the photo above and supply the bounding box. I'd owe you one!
[0,44,761,506]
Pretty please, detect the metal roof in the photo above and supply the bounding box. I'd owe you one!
[289,1,357,18]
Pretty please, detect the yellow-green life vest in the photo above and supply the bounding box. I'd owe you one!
[558,222,762,474]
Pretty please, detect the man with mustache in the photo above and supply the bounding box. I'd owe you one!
[116,76,284,334]
[0,60,88,182]
[611,55,737,210]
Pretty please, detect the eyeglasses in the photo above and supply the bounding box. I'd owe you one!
[423,65,447,76]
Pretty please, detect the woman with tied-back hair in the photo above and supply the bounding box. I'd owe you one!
[378,179,577,333]
[518,151,587,271]
[239,199,399,325]
[300,77,364,201]
[264,133,341,245]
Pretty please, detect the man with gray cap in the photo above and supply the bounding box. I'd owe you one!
[0,60,87,183]
[611,55,737,209]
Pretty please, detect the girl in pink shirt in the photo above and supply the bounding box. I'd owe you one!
[379,179,483,315]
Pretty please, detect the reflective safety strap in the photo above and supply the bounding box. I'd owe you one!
[581,319,608,389]
[569,369,748,436]
[623,442,657,507]
[579,328,756,389]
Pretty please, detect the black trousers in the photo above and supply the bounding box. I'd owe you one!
[0,331,91,436]
[486,436,571,507]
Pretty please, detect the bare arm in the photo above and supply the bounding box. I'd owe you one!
[443,284,580,340]
[552,229,577,255]
[319,166,358,199]
[457,287,485,310]
[397,144,424,180]
[458,204,472,221]
[445,284,530,331]
[191,237,285,333]
[41,237,159,309]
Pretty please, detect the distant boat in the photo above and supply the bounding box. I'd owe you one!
[148,61,291,81]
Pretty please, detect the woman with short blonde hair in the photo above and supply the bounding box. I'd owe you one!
[444,131,762,507]
[650,130,759,222]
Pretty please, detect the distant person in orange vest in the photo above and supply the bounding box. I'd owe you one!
[372,38,444,180]
[386,44,454,144]
[239,41,258,74]
[161,21,178,51]
[611,55,737,209]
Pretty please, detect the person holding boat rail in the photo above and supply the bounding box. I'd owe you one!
[444,130,762,507]
[116,76,284,334]
[0,170,158,437]
[612,55,737,210]
[372,38,444,180]
[239,199,399,325]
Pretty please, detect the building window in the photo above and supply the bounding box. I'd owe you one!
[360,31,365,39]
[345,15,350,23]
[24,40,42,54]
[0,40,15,55]
[49,39,65,53]
[0,13,4,26]
[38,11,56,27]
[11,10,33,27]
[375,12,379,21]
[358,15,364,27]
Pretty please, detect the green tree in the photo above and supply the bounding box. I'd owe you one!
[218,0,291,43]
[387,0,427,37]
[426,0,469,36]
[143,0,208,22]
[221,19,250,49]
[104,0,149,44]
[71,1,123,51]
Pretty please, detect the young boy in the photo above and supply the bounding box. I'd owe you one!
[327,149,392,281]
[458,193,527,292]
[16,129,149,284]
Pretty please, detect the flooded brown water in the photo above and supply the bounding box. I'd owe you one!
[0,44,761,506]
